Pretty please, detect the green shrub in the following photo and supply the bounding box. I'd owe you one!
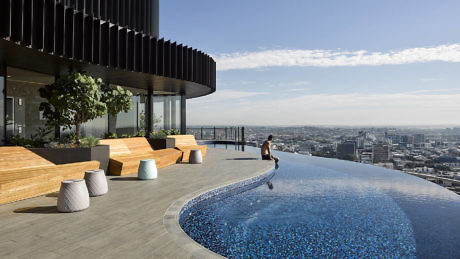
[60,132,78,144]
[39,73,107,142]
[168,129,181,135]
[149,131,167,139]
[6,126,52,148]
[134,131,146,137]
[80,136,100,148]
[104,132,118,139]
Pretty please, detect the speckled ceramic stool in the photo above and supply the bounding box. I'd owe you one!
[138,159,158,180]
[57,179,90,212]
[189,149,203,164]
[84,169,108,197]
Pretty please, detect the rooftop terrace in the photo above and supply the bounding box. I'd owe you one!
[0,148,273,258]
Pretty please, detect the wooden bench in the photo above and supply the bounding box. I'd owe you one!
[99,137,181,176]
[0,147,100,205]
[166,135,207,162]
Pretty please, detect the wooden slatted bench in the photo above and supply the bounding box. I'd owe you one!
[0,147,100,205]
[166,135,207,162]
[99,137,181,176]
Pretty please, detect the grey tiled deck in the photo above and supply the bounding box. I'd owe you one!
[0,148,273,258]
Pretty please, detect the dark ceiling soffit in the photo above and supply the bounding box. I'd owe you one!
[0,40,215,99]
[0,0,216,99]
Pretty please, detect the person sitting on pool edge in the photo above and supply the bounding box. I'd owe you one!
[261,135,279,163]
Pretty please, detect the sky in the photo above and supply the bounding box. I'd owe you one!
[161,0,460,127]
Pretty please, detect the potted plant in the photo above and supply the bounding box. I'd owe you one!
[29,136,110,173]
[28,72,133,173]
[147,129,179,150]
[103,84,133,135]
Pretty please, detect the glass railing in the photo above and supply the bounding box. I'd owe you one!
[186,127,245,143]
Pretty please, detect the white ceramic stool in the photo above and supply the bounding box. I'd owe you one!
[189,149,203,164]
[84,169,108,197]
[138,159,158,180]
[57,179,90,212]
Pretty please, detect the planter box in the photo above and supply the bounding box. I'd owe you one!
[147,138,176,150]
[29,145,110,173]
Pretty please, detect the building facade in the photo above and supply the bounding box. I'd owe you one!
[336,141,357,160]
[372,144,390,163]
[0,0,216,144]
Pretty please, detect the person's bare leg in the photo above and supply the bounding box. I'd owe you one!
[271,155,279,163]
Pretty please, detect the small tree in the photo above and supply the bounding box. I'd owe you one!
[39,73,107,142]
[102,84,133,117]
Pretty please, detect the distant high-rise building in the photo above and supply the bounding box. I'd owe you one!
[400,135,414,145]
[386,134,400,144]
[337,141,357,160]
[372,144,390,163]
[414,134,425,145]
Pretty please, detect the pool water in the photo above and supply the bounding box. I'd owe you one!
[181,145,460,258]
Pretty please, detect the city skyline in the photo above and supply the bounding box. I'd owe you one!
[162,1,460,126]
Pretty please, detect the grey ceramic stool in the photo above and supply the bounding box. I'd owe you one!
[138,159,158,180]
[84,169,108,197]
[57,179,90,212]
[189,149,203,164]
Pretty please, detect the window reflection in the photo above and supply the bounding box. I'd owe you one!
[0,73,4,144]
[6,67,54,140]
[108,85,147,136]
[153,95,181,132]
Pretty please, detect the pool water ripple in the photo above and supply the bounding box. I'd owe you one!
[182,161,417,258]
[180,145,460,258]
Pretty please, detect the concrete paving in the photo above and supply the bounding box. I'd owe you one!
[0,148,274,258]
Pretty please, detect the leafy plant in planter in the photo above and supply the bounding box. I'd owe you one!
[167,129,181,135]
[149,131,167,139]
[39,72,133,144]
[102,84,133,117]
[149,129,181,139]
[80,136,100,148]
[7,126,53,148]
[104,132,118,139]
[39,73,107,143]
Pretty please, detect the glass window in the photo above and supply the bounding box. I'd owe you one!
[81,114,108,138]
[171,96,181,130]
[109,85,147,136]
[152,95,181,132]
[153,96,165,131]
[0,72,4,144]
[6,67,55,141]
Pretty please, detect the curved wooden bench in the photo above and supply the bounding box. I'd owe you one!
[0,147,100,205]
[166,135,207,162]
[99,138,181,176]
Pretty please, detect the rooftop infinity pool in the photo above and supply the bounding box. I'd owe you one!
[180,145,460,258]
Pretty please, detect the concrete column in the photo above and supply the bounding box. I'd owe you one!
[171,97,177,130]
[54,75,61,140]
[163,96,171,130]
[146,88,153,134]
[180,95,186,134]
[0,64,5,145]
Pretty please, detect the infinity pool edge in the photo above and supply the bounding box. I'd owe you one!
[163,161,275,258]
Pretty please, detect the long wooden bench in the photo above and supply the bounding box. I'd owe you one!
[99,137,181,176]
[166,135,207,162]
[0,147,100,205]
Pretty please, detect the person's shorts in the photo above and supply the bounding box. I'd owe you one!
[262,154,271,160]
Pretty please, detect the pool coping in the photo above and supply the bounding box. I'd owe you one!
[163,164,275,258]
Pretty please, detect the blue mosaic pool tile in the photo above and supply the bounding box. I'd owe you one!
[179,145,460,258]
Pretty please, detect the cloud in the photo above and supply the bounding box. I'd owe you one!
[188,92,460,126]
[213,43,460,71]
[266,80,311,88]
[420,78,441,82]
[187,89,267,104]
[288,88,309,92]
